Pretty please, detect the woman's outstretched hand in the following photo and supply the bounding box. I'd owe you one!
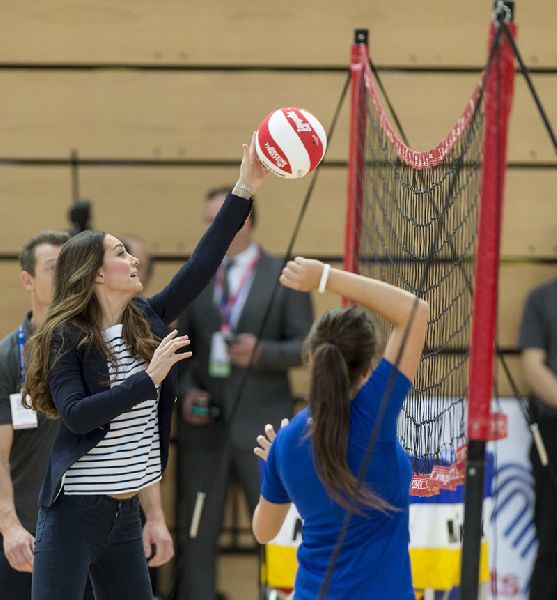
[253,418,289,462]
[280,257,324,292]
[146,330,192,386]
[237,132,268,194]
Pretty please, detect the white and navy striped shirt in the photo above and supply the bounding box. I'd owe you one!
[64,324,162,495]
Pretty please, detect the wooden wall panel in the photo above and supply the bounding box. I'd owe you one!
[502,170,557,257]
[81,165,557,258]
[0,72,350,160]
[1,72,556,162]
[497,263,556,348]
[1,165,554,258]
[379,74,557,164]
[0,167,70,253]
[0,166,349,256]
[82,166,348,257]
[1,1,555,67]
[494,355,527,398]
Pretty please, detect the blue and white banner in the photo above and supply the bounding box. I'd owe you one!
[488,397,536,599]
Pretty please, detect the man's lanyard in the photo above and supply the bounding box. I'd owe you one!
[17,323,26,386]
[216,249,260,331]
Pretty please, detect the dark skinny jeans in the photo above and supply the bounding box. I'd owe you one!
[32,493,152,600]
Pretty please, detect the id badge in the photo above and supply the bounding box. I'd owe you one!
[209,331,231,378]
[9,393,38,430]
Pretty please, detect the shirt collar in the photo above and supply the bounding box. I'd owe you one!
[227,242,259,271]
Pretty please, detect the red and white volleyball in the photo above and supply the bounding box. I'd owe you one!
[255,107,327,179]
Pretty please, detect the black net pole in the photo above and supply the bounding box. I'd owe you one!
[459,438,487,599]
[71,148,80,203]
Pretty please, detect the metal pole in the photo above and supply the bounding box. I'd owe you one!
[459,3,515,598]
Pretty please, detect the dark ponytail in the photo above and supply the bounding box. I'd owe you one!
[306,307,393,512]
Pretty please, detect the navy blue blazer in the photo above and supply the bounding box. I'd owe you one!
[40,193,252,507]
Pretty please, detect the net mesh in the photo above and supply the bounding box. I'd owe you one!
[351,63,486,491]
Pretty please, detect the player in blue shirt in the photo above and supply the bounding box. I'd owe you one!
[252,258,429,599]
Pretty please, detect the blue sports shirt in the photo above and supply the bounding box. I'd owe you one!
[262,358,414,599]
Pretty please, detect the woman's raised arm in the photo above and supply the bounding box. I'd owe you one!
[280,257,429,382]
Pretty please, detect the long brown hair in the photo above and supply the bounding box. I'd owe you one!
[305,306,393,512]
[24,230,159,418]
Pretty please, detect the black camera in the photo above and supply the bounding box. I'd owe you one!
[190,396,222,420]
[222,332,238,346]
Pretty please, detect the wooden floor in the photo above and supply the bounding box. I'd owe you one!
[219,553,260,600]
[154,551,260,599]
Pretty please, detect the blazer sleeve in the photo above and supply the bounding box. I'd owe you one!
[48,327,158,435]
[146,193,253,325]
[256,287,314,371]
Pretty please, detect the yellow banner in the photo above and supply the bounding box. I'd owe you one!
[411,541,490,590]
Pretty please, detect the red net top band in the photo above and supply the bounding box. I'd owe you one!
[359,45,484,170]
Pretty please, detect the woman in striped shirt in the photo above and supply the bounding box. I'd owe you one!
[23,135,266,600]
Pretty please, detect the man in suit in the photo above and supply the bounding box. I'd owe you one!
[176,186,313,600]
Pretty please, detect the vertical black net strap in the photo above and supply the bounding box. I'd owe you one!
[356,71,485,482]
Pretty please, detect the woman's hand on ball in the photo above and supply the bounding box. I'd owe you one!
[280,257,323,292]
[238,131,267,194]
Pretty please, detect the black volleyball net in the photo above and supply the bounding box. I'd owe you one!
[344,20,515,497]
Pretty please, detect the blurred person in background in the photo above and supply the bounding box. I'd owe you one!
[519,277,557,600]
[0,231,70,599]
[176,187,313,600]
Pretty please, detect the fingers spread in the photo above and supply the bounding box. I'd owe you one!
[264,423,277,442]
[174,351,193,363]
[162,336,190,354]
[171,336,190,348]
[254,447,266,459]
[162,329,178,342]
[256,434,271,450]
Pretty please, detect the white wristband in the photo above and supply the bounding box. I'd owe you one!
[318,263,331,294]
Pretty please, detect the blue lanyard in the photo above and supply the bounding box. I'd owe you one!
[17,323,26,386]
